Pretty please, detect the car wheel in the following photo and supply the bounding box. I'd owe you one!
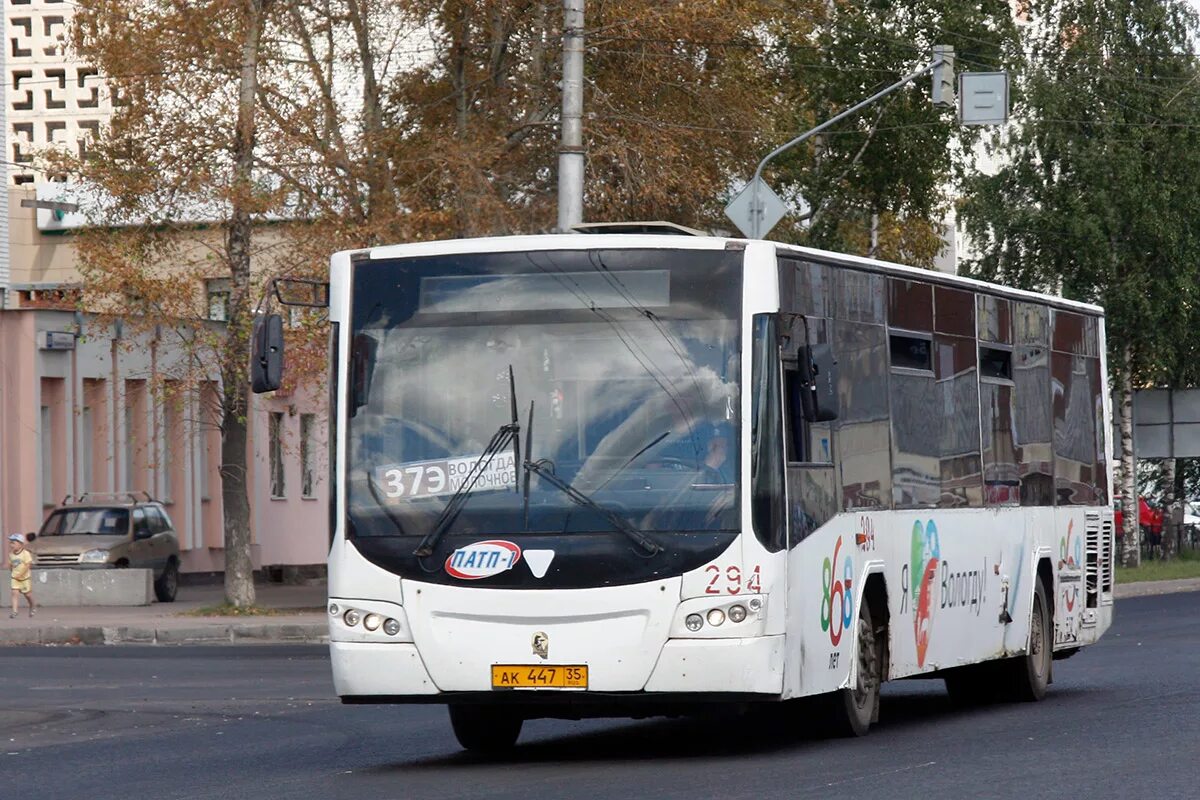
[154,560,179,603]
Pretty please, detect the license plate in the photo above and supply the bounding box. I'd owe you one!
[491,665,588,689]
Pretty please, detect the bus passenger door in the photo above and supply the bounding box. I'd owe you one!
[777,314,844,697]
[779,314,839,546]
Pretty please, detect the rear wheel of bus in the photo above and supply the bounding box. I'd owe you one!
[944,578,1051,704]
[1005,578,1051,701]
[448,705,523,752]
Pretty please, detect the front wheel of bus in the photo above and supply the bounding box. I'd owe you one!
[829,598,881,737]
[1007,579,1051,701]
[448,705,523,753]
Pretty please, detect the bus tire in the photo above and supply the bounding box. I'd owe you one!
[828,597,881,737]
[448,705,523,752]
[1003,578,1052,701]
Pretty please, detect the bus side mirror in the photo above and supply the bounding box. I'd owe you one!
[250,314,284,394]
[798,344,839,422]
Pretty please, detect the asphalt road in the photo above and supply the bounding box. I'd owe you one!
[1,592,1196,800]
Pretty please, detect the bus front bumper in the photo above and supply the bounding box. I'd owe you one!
[331,634,784,701]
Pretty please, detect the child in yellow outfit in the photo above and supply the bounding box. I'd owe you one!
[7,533,35,618]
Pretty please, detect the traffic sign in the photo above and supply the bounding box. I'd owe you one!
[959,72,1009,126]
[725,177,788,239]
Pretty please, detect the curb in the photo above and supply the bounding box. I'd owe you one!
[0,622,328,646]
[1113,578,1200,599]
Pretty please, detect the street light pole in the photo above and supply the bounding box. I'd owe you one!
[557,0,585,231]
[748,50,952,238]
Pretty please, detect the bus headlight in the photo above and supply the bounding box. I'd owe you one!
[706,608,725,627]
[728,604,747,623]
[363,613,382,631]
[685,613,704,632]
[343,609,361,627]
[383,618,402,636]
[328,603,340,616]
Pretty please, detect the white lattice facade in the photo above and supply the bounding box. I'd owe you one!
[6,0,110,186]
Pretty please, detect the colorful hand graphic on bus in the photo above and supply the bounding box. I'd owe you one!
[911,520,940,667]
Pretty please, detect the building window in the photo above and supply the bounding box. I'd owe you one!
[41,406,53,505]
[124,380,148,492]
[300,413,316,497]
[163,391,180,502]
[200,382,218,501]
[124,402,135,490]
[198,422,209,500]
[81,406,93,492]
[269,411,285,498]
[206,278,231,322]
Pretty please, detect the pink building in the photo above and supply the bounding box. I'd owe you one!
[1,187,330,575]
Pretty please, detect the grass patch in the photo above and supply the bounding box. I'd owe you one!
[1116,549,1200,584]
[178,604,325,617]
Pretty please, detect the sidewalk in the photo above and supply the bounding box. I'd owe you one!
[1113,577,1200,599]
[0,581,327,646]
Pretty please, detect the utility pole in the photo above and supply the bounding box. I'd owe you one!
[557,0,585,231]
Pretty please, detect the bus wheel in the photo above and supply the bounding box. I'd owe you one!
[1004,578,1052,701]
[448,705,523,752]
[829,598,881,737]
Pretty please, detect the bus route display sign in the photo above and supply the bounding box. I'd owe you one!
[374,453,517,500]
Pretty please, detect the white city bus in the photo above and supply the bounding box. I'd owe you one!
[254,230,1114,750]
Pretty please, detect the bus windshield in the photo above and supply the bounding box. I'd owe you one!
[347,247,742,540]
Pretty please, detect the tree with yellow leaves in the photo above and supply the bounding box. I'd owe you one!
[61,0,795,603]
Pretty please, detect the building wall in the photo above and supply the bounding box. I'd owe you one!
[253,389,332,567]
[7,188,80,286]
[5,0,111,187]
[0,3,330,573]
[0,309,329,573]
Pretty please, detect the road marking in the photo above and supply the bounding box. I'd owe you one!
[805,761,937,790]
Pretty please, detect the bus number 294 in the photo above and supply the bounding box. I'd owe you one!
[705,564,762,595]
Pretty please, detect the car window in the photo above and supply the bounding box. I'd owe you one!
[39,512,63,536]
[154,506,175,533]
[148,506,174,534]
[132,508,150,538]
[41,508,129,536]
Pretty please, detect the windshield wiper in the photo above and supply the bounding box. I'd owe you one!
[592,431,670,493]
[524,458,662,556]
[413,367,521,557]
